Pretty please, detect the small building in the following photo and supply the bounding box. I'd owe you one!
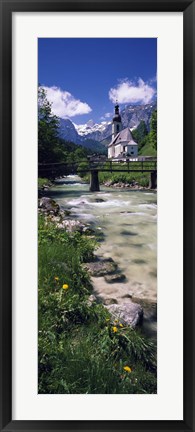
[108,103,138,159]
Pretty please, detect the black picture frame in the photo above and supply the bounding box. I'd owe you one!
[0,0,194,431]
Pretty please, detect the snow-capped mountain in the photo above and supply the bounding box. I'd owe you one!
[74,119,111,138]
[58,102,157,149]
[121,103,156,130]
[58,118,81,144]
[58,118,107,152]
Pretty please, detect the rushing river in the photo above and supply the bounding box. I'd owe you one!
[49,175,157,337]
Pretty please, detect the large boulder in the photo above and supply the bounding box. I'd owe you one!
[39,197,60,215]
[105,301,143,328]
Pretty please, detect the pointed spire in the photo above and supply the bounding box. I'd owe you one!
[113,101,121,122]
[115,100,119,115]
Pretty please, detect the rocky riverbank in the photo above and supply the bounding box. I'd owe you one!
[104,180,157,191]
[38,187,157,394]
[38,196,157,332]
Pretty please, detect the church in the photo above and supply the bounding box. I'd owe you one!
[108,103,138,159]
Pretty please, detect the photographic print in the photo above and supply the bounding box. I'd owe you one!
[38,37,157,394]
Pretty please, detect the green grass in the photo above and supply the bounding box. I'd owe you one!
[38,215,157,394]
[99,171,150,187]
[38,177,51,189]
[82,170,150,188]
[80,161,155,187]
[139,142,157,157]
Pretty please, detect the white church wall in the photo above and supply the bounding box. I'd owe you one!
[108,147,113,158]
[115,144,122,157]
[126,145,138,157]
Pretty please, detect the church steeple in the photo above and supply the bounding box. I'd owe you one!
[112,101,122,138]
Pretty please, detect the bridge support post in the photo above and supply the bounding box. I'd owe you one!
[90,170,100,192]
[149,171,157,189]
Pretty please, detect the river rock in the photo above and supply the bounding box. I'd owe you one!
[94,198,105,203]
[39,197,60,215]
[121,230,137,236]
[104,181,113,187]
[82,226,96,235]
[104,273,126,283]
[64,209,71,216]
[84,257,118,276]
[132,298,157,321]
[87,294,97,306]
[103,297,118,306]
[105,301,143,328]
[56,219,85,232]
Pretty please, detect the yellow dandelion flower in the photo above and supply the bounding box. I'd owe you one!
[62,284,69,290]
[119,323,123,327]
[54,277,59,281]
[112,326,118,333]
[123,366,132,373]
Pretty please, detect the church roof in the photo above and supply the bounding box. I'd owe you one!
[108,127,138,147]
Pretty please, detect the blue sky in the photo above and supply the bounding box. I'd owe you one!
[38,38,157,125]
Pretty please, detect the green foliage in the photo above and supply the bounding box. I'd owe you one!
[131,112,157,157]
[132,120,148,152]
[83,166,150,187]
[100,172,150,187]
[82,139,107,154]
[139,110,157,155]
[39,323,156,394]
[149,109,157,150]
[38,215,157,394]
[38,87,60,163]
[139,141,157,157]
[38,86,95,175]
[38,178,51,189]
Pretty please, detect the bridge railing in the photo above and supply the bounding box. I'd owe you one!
[38,158,157,177]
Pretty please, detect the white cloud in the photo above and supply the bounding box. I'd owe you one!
[100,112,112,121]
[42,86,92,118]
[148,74,157,85]
[109,78,156,105]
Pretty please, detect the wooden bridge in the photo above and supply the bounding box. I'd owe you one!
[38,157,157,191]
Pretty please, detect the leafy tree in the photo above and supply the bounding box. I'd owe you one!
[38,86,60,163]
[132,111,157,157]
[38,87,98,170]
[149,109,157,150]
[74,147,89,160]
[132,120,148,152]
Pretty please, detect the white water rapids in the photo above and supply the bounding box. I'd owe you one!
[49,175,157,337]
